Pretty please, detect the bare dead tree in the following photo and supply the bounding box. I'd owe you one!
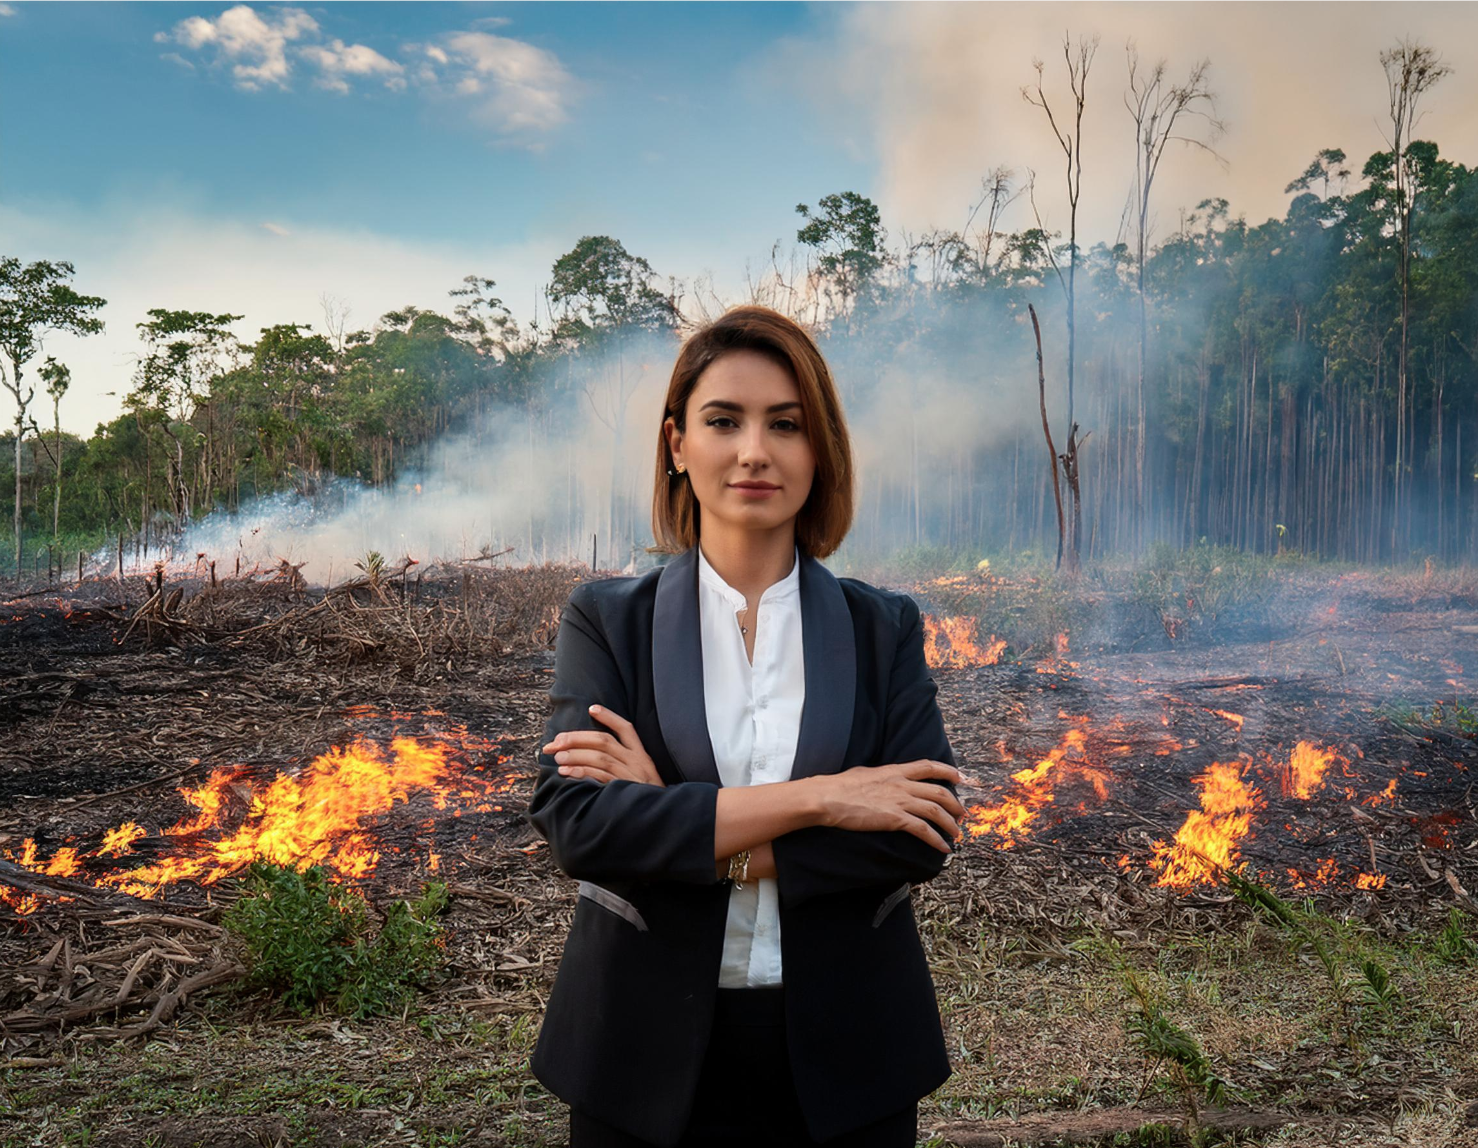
[961,166,1021,280]
[1029,303,1068,572]
[1124,44,1227,550]
[1024,31,1099,433]
[319,293,352,356]
[1024,30,1099,566]
[1378,37,1450,552]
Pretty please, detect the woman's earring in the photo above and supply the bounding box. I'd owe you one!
[667,463,685,476]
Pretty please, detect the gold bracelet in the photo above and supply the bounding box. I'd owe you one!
[726,848,752,889]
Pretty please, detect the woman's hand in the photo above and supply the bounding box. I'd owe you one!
[815,760,966,852]
[542,706,666,788]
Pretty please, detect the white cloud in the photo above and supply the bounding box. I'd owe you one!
[0,4,16,17]
[155,7,577,139]
[1,198,558,437]
[299,37,405,94]
[420,31,578,136]
[156,4,319,91]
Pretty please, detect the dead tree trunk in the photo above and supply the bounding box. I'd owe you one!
[1029,304,1068,572]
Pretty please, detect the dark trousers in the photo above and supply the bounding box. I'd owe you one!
[568,985,919,1148]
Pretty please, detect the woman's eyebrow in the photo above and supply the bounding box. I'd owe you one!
[698,400,802,413]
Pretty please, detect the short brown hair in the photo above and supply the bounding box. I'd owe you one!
[649,305,855,559]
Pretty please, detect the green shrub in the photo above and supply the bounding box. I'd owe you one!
[1129,541,1280,642]
[222,860,449,1019]
[1434,909,1478,965]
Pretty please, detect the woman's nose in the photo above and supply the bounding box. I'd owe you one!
[737,429,772,464]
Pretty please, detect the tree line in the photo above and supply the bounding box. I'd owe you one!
[2,37,1473,574]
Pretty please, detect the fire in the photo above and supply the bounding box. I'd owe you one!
[965,729,1113,849]
[1362,778,1398,806]
[922,613,1006,669]
[1288,858,1340,889]
[0,886,42,916]
[1149,761,1265,889]
[2,735,518,910]
[1035,630,1079,674]
[1282,741,1340,799]
[1205,708,1246,732]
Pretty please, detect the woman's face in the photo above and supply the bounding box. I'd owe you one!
[664,348,817,540]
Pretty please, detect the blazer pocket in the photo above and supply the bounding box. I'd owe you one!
[871,881,911,928]
[578,881,649,932]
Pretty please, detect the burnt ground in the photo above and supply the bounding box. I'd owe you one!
[1,560,1476,1148]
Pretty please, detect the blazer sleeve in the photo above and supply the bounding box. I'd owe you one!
[772,593,959,909]
[523,582,723,886]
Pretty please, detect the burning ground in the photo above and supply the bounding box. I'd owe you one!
[1,555,1476,1147]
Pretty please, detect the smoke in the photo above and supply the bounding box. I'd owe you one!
[143,295,1057,582]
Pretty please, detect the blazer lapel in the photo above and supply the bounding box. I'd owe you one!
[651,543,856,787]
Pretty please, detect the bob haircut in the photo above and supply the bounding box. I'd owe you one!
[648,305,855,560]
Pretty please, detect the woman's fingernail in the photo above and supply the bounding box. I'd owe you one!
[555,751,568,761]
[589,705,600,713]
[558,766,570,774]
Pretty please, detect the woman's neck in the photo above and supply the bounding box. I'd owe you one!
[697,530,798,602]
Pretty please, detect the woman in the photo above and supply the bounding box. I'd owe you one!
[524,305,967,1148]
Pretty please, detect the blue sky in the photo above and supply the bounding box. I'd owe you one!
[3,2,1476,433]
[4,3,864,266]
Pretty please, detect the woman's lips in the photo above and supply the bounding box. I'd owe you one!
[730,484,780,498]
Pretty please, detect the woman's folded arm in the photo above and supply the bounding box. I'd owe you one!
[772,594,960,908]
[524,584,725,885]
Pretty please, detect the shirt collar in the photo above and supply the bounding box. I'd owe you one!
[697,543,801,607]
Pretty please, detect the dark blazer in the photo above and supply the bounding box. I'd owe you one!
[523,543,959,1146]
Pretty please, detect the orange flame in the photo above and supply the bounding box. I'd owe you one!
[1149,762,1265,888]
[1282,741,1340,799]
[2,735,517,906]
[965,729,1113,849]
[922,613,1006,669]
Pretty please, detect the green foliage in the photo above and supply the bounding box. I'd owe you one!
[1222,868,1412,1042]
[796,190,888,309]
[1111,955,1230,1146]
[1357,957,1401,1010]
[1415,699,1477,739]
[1129,542,1281,641]
[5,132,1478,572]
[547,235,678,343]
[1433,909,1478,965]
[221,861,448,1019]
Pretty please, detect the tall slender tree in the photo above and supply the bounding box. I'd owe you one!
[1379,37,1450,549]
[0,258,105,570]
[1124,45,1225,549]
[1024,29,1099,569]
[40,357,70,541]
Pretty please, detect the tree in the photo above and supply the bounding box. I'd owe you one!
[39,357,70,540]
[126,309,243,523]
[448,274,522,361]
[547,237,679,563]
[1284,147,1350,202]
[795,191,888,329]
[1124,45,1226,549]
[0,258,106,570]
[1379,37,1450,547]
[547,236,679,345]
[1024,29,1100,570]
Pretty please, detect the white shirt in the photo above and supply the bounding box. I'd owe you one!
[697,542,805,988]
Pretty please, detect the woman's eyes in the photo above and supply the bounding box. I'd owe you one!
[705,417,800,431]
